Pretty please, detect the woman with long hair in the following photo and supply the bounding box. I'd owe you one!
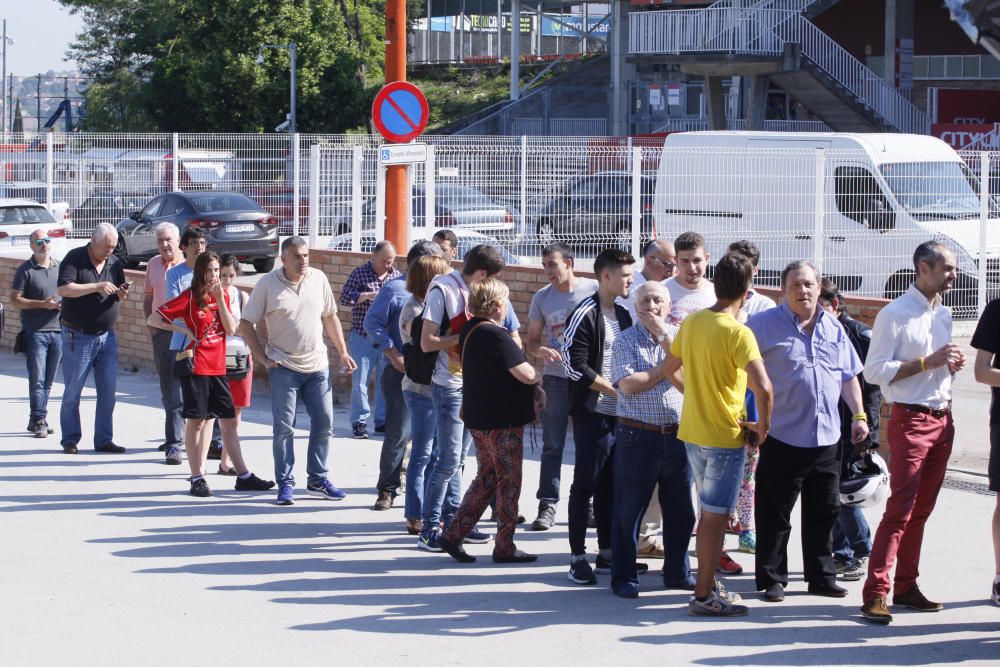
[148,252,272,497]
[438,277,543,564]
[400,254,451,535]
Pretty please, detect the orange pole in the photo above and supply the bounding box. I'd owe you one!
[385,0,408,252]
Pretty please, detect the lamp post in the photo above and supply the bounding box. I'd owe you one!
[2,20,14,138]
[255,42,297,134]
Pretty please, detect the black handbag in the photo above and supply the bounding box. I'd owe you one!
[13,330,26,354]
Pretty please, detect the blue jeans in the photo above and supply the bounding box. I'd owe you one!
[270,364,332,487]
[422,383,471,529]
[611,425,695,588]
[376,366,411,494]
[404,389,438,520]
[536,375,572,503]
[568,410,616,556]
[25,330,62,424]
[348,330,385,426]
[151,329,183,447]
[60,328,117,449]
[685,442,745,515]
[833,504,872,563]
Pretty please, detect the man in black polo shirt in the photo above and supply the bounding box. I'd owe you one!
[11,229,63,438]
[56,223,129,454]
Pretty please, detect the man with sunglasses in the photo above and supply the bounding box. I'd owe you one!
[11,229,62,439]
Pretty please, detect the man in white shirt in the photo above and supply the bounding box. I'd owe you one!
[666,231,715,324]
[860,241,966,624]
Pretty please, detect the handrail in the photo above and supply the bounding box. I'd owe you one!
[629,8,929,134]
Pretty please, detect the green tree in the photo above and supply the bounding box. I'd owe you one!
[59,0,389,132]
[12,99,23,133]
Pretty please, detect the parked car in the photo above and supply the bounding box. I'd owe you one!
[334,185,520,240]
[114,191,279,273]
[532,171,656,248]
[247,186,310,235]
[0,198,69,252]
[71,191,152,237]
[0,182,73,234]
[327,227,522,266]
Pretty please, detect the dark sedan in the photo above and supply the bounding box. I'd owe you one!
[71,191,152,237]
[533,171,655,249]
[115,191,279,273]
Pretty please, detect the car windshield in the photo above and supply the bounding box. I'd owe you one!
[880,161,994,218]
[188,193,260,213]
[433,187,498,211]
[0,205,57,224]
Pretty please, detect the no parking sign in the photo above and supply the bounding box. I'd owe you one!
[372,81,429,144]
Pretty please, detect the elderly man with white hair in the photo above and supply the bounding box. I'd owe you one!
[143,222,184,453]
[55,222,130,454]
[609,280,694,598]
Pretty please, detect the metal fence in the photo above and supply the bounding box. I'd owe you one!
[3,133,1000,319]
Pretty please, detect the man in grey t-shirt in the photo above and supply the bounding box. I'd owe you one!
[526,243,597,530]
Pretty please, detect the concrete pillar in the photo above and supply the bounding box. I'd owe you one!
[610,0,635,136]
[745,75,769,130]
[884,0,915,89]
[706,76,727,130]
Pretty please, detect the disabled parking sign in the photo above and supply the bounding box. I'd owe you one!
[372,81,429,144]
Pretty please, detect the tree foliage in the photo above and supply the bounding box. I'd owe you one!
[60,0,391,132]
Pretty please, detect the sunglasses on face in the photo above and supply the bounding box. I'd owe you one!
[34,238,52,247]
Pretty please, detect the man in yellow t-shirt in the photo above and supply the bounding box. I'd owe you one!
[666,252,773,617]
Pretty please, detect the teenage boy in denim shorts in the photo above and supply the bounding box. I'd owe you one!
[666,252,773,617]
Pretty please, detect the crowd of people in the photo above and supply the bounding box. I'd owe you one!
[9,222,1000,621]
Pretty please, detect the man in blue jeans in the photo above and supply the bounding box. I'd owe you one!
[417,245,520,551]
[341,241,399,438]
[56,223,129,454]
[610,281,693,598]
[526,242,597,530]
[239,237,357,506]
[11,228,63,439]
[364,239,443,511]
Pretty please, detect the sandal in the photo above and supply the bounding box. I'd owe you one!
[218,465,237,476]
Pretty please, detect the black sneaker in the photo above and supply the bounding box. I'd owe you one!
[95,443,126,454]
[595,555,648,575]
[568,557,597,585]
[235,473,276,491]
[32,419,47,439]
[352,422,369,439]
[189,478,213,497]
[207,442,223,460]
[531,502,556,531]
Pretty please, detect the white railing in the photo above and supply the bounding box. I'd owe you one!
[709,0,821,12]
[654,118,831,133]
[629,8,930,135]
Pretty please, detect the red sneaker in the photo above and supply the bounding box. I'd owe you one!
[717,551,744,574]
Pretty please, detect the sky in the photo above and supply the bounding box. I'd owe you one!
[0,0,83,76]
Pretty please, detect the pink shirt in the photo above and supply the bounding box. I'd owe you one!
[144,255,183,310]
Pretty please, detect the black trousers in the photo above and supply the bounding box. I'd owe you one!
[755,436,840,590]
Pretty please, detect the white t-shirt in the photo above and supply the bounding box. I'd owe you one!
[529,277,598,377]
[742,288,777,317]
[666,277,716,324]
[594,312,619,416]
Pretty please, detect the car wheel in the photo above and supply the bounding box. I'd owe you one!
[537,218,557,245]
[884,271,915,300]
[253,257,276,274]
[115,236,138,269]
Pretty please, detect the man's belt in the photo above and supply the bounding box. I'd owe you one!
[895,402,951,418]
[61,321,108,336]
[619,417,679,435]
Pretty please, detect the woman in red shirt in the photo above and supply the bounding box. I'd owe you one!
[148,252,271,497]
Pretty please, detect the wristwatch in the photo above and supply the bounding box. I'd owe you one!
[656,333,668,344]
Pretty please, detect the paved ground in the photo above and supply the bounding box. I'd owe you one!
[2,348,999,664]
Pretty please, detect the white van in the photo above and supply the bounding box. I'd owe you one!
[653,131,1000,316]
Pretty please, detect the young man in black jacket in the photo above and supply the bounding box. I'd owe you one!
[561,248,634,584]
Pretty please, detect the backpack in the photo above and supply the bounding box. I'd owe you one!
[403,304,448,385]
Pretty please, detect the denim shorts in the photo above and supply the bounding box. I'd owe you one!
[684,442,744,515]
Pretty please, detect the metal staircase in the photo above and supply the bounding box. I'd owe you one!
[630,5,930,134]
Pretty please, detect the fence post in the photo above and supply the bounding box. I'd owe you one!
[520,135,528,239]
[351,145,363,252]
[424,145,436,237]
[630,146,642,259]
[979,151,990,316]
[375,159,386,251]
[76,158,84,210]
[812,148,825,275]
[292,133,301,237]
[308,143,320,249]
[45,137,53,211]
[171,133,180,192]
